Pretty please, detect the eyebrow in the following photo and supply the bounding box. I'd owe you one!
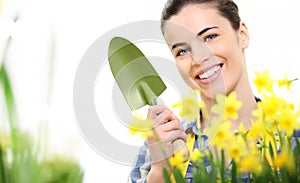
[171,26,219,50]
[171,42,186,50]
[197,26,219,36]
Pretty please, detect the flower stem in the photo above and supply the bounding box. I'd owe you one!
[220,149,225,183]
[151,129,172,170]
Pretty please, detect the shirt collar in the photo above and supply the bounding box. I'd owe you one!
[181,120,199,135]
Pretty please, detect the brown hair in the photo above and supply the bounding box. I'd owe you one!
[161,0,241,32]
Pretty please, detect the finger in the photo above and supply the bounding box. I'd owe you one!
[153,110,173,126]
[147,105,167,119]
[164,129,187,143]
[150,130,186,146]
[167,112,180,123]
[159,119,182,132]
[148,124,187,146]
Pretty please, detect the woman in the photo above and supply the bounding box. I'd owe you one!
[129,0,257,182]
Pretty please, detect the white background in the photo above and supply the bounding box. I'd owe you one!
[1,0,300,182]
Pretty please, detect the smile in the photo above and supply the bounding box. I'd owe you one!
[196,64,222,79]
[198,65,220,79]
[195,64,223,84]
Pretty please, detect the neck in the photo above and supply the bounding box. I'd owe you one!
[230,85,257,131]
[201,75,257,132]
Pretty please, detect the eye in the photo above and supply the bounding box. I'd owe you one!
[176,48,190,57]
[204,34,218,42]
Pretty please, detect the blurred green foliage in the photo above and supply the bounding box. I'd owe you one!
[0,16,84,183]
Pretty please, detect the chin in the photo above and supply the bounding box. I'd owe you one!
[199,84,228,101]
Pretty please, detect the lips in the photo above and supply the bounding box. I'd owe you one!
[195,64,223,84]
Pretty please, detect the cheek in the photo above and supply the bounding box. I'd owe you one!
[176,62,189,80]
[211,43,242,71]
[209,42,228,58]
[209,35,240,59]
[176,63,196,88]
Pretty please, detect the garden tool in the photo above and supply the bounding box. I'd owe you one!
[108,36,189,161]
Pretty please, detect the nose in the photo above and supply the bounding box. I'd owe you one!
[190,40,211,65]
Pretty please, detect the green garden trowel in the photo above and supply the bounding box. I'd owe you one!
[108,37,166,110]
[108,36,189,160]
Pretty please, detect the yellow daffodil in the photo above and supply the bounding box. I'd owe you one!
[273,150,295,174]
[204,117,223,145]
[257,94,287,124]
[233,123,249,148]
[169,149,187,167]
[211,92,242,121]
[238,123,246,133]
[253,69,275,94]
[261,132,279,167]
[251,107,264,124]
[277,109,300,137]
[172,90,199,123]
[210,121,234,149]
[128,117,154,139]
[278,73,298,92]
[190,149,204,162]
[227,141,245,162]
[247,140,260,156]
[247,120,266,141]
[238,154,262,174]
[127,68,300,182]
[233,122,247,135]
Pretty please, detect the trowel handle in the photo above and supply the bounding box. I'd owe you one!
[172,139,190,161]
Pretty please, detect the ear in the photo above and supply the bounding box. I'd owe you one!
[239,22,249,49]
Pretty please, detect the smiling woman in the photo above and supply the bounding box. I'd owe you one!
[1,0,299,182]
[163,4,250,103]
[128,0,300,183]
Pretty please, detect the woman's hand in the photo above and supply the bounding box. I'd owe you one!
[145,105,187,183]
[147,105,187,163]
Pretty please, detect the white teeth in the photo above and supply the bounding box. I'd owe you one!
[198,65,221,79]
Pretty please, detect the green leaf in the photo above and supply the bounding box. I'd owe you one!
[220,149,225,183]
[231,160,237,183]
[173,168,185,183]
[163,168,171,183]
[268,142,274,158]
[0,146,9,183]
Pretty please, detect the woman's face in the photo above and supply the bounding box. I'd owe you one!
[163,4,249,100]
